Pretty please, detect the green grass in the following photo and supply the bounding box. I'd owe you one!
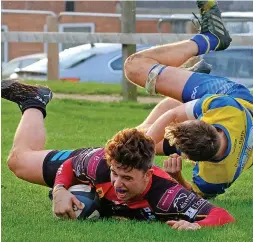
[23,80,253,96]
[2,99,253,242]
[24,80,152,96]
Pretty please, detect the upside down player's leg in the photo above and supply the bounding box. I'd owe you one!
[136,97,182,155]
[137,97,182,130]
[125,40,196,101]
[124,0,232,102]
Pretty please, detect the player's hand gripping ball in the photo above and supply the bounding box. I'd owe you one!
[68,184,100,220]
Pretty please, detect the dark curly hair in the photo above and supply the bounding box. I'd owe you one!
[105,128,155,172]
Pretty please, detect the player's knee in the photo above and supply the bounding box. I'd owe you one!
[124,54,141,83]
[7,148,24,178]
[7,148,17,171]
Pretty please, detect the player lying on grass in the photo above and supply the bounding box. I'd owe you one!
[2,80,235,230]
[124,0,253,198]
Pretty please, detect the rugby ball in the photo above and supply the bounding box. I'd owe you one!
[68,184,100,220]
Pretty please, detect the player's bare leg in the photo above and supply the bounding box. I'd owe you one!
[2,80,53,185]
[125,40,197,101]
[137,97,182,130]
[136,97,182,154]
[124,0,231,102]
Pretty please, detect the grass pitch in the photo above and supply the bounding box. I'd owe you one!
[2,98,253,242]
[24,80,150,96]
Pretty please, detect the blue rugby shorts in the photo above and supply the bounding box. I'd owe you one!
[182,73,253,103]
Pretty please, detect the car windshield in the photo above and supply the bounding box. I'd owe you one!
[203,49,253,79]
[27,47,97,69]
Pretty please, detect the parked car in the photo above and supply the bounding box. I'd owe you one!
[10,43,150,83]
[202,46,253,91]
[2,53,46,79]
[11,44,253,91]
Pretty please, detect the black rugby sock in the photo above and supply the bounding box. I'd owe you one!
[20,99,47,118]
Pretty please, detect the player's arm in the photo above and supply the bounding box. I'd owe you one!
[153,181,235,230]
[52,158,84,219]
[166,205,235,230]
[163,154,192,191]
[146,100,197,144]
[52,148,105,219]
[167,207,235,230]
[195,207,235,227]
[171,171,192,191]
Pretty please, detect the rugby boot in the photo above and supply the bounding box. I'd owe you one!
[195,0,232,51]
[185,59,212,74]
[1,79,53,117]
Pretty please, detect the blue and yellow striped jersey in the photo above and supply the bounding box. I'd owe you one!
[191,94,253,198]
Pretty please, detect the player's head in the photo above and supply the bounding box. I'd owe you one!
[105,128,155,201]
[165,120,221,161]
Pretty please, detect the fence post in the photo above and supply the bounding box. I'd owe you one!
[46,16,59,81]
[121,0,137,101]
